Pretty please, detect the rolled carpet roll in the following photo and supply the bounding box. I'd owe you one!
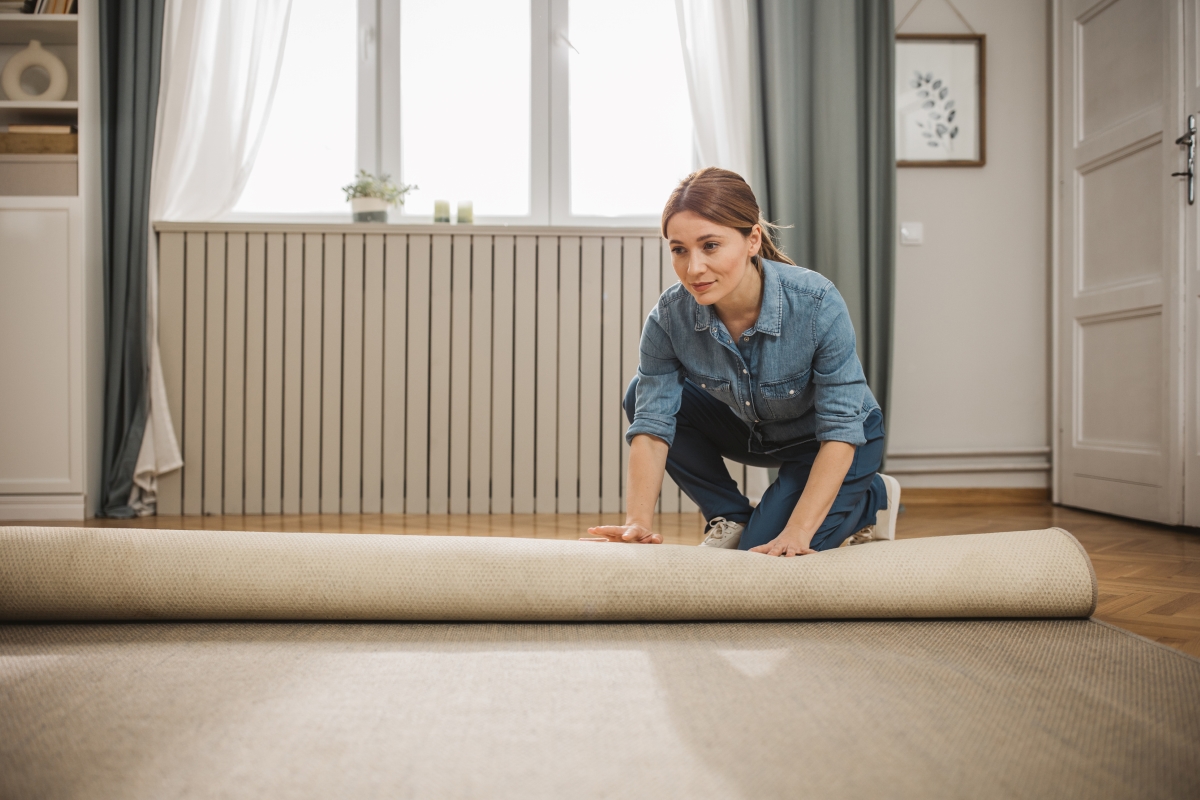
[0,526,1097,622]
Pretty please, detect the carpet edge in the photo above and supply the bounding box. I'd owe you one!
[1087,617,1200,665]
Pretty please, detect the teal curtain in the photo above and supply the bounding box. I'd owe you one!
[755,0,895,439]
[98,1,165,517]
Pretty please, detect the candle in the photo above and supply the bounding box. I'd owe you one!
[433,200,451,223]
[457,201,474,225]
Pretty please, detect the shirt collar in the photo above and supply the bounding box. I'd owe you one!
[692,258,783,336]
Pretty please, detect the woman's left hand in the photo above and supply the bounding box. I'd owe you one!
[750,527,817,557]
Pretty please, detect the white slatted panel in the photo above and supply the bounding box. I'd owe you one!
[159,226,735,517]
[223,232,246,515]
[320,234,343,514]
[202,233,225,516]
[381,234,407,513]
[469,236,494,514]
[449,234,472,514]
[490,237,515,514]
[360,234,386,513]
[281,232,304,514]
[600,237,623,513]
[577,237,603,514]
[342,234,365,514]
[405,235,431,514]
[511,236,537,514]
[263,233,287,514]
[156,231,185,515]
[557,237,580,513]
[181,232,205,516]
[243,233,266,514]
[301,233,325,514]
[427,235,453,514]
[535,236,558,513]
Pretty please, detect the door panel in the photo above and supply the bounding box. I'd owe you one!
[1078,0,1163,138]
[1077,312,1163,451]
[1080,143,1163,291]
[1058,0,1184,524]
[0,205,79,493]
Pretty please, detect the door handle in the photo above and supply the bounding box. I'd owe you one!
[1176,115,1196,205]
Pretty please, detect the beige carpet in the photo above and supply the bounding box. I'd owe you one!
[1,618,1198,799]
[0,526,1096,621]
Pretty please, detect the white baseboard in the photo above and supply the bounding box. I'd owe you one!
[0,494,87,521]
[883,447,1050,489]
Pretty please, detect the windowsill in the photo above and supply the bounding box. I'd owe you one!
[156,216,662,237]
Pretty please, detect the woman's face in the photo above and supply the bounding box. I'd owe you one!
[666,210,762,306]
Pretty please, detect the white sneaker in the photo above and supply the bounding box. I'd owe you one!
[843,473,901,546]
[875,473,901,540]
[843,526,875,546]
[700,517,744,549]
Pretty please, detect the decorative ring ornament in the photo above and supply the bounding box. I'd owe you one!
[1,40,69,102]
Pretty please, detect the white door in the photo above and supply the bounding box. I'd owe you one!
[1185,1,1200,527]
[1056,0,1186,525]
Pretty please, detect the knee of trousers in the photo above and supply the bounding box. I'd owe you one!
[623,376,638,424]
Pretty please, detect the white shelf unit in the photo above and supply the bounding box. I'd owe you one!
[0,3,103,520]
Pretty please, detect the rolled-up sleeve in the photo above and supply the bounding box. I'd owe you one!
[810,286,869,445]
[625,304,685,447]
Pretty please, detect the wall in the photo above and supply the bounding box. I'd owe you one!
[888,0,1051,487]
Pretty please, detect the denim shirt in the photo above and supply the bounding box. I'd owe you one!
[626,258,879,452]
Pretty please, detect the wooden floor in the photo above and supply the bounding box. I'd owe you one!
[16,500,1200,658]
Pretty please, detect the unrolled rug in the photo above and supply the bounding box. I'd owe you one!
[0,526,1096,621]
[1,619,1198,799]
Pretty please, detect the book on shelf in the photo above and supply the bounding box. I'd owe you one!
[0,132,78,154]
[24,0,75,13]
[7,124,73,134]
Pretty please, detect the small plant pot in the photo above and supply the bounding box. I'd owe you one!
[351,197,389,223]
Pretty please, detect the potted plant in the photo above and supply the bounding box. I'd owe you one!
[342,170,416,222]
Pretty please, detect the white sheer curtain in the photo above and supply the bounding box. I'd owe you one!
[674,0,765,196]
[675,0,771,502]
[131,0,294,513]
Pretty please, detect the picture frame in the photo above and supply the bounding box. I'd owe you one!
[895,33,986,167]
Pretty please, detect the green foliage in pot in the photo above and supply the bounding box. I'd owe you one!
[341,170,417,206]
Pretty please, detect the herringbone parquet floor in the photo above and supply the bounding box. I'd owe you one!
[22,497,1200,657]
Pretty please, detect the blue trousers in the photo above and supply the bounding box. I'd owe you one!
[624,377,888,551]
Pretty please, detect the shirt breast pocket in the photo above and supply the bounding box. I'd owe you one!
[759,371,811,418]
[689,373,735,407]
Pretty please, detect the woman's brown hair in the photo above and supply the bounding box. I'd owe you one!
[661,167,794,265]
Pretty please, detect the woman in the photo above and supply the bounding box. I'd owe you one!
[587,167,899,556]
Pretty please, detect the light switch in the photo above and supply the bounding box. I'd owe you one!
[900,222,924,245]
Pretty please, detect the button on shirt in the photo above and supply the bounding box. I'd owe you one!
[625,258,878,452]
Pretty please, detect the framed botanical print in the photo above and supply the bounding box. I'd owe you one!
[895,33,986,167]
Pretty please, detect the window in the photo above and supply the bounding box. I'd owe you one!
[233,0,357,216]
[566,0,692,218]
[399,0,531,218]
[233,0,693,224]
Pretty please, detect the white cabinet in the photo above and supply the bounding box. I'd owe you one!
[0,5,102,520]
[0,201,80,494]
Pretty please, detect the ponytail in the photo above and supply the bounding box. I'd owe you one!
[754,217,792,266]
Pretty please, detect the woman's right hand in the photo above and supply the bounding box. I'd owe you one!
[582,522,662,544]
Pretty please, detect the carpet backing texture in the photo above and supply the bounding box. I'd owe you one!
[1,619,1197,799]
[0,526,1096,621]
